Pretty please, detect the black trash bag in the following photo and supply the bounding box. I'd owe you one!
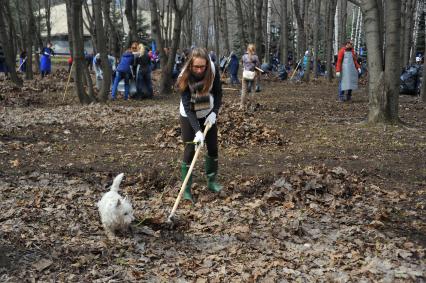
[400,64,423,95]
[278,65,288,80]
[261,63,272,73]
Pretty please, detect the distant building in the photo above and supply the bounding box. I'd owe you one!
[41,3,152,55]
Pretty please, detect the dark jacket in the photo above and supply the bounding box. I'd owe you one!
[229,54,239,75]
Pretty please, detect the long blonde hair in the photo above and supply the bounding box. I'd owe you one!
[138,43,145,55]
[176,48,214,94]
[247,44,256,60]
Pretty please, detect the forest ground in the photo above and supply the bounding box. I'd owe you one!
[0,69,425,282]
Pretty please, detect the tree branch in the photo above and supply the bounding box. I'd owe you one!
[348,0,360,6]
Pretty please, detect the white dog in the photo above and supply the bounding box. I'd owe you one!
[98,173,134,238]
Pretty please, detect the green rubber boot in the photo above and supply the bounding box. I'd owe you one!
[205,155,222,192]
[181,162,193,201]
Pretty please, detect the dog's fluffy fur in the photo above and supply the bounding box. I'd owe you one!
[98,173,134,238]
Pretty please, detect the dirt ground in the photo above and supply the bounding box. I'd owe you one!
[0,70,425,282]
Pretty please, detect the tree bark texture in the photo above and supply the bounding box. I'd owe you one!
[326,0,337,81]
[150,0,190,95]
[312,0,321,77]
[67,0,95,104]
[255,0,264,60]
[383,0,402,122]
[0,0,22,86]
[360,0,402,124]
[93,0,112,102]
[235,0,248,54]
[280,0,289,65]
[25,0,36,80]
[219,0,230,54]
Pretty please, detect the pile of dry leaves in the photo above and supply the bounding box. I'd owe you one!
[0,165,424,282]
[154,102,286,149]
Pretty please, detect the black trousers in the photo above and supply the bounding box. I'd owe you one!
[180,115,218,164]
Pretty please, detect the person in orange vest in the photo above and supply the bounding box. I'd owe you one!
[335,39,361,102]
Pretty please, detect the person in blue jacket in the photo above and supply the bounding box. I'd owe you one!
[111,44,135,100]
[228,52,239,84]
[40,42,54,78]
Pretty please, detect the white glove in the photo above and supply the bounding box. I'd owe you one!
[204,112,217,126]
[358,68,361,74]
[336,72,341,78]
[193,131,204,150]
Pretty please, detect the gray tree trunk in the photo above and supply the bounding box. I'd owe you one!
[326,0,337,81]
[235,0,248,54]
[383,0,402,122]
[25,0,36,80]
[339,0,348,46]
[360,0,401,123]
[0,0,22,86]
[213,0,220,57]
[219,0,230,54]
[422,9,426,102]
[280,0,289,65]
[312,0,321,77]
[44,0,51,43]
[402,0,414,66]
[93,0,112,102]
[67,0,95,104]
[149,0,190,95]
[293,0,306,59]
[255,0,264,60]
[125,0,138,46]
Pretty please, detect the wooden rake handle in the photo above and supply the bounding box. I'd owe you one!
[167,122,212,222]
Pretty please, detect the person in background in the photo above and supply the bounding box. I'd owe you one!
[93,53,116,90]
[67,56,73,73]
[40,42,54,78]
[110,43,135,100]
[134,43,153,99]
[335,39,361,102]
[0,46,9,79]
[19,50,27,73]
[228,52,239,85]
[176,47,223,202]
[241,44,260,109]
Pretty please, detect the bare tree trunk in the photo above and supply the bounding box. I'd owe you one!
[400,1,406,63]
[25,0,36,80]
[235,0,248,54]
[182,0,193,48]
[44,0,51,43]
[93,0,112,102]
[219,0,230,54]
[16,0,25,51]
[255,0,264,59]
[360,0,401,123]
[0,0,22,86]
[213,0,220,57]
[326,0,337,81]
[384,0,402,122]
[402,0,414,66]
[312,0,321,77]
[83,1,97,52]
[149,0,190,95]
[422,5,426,102]
[280,0,289,65]
[125,0,137,46]
[67,0,95,104]
[293,0,306,60]
[248,0,255,43]
[339,0,348,46]
[409,0,422,65]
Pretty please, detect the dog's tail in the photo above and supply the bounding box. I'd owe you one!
[110,173,124,192]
